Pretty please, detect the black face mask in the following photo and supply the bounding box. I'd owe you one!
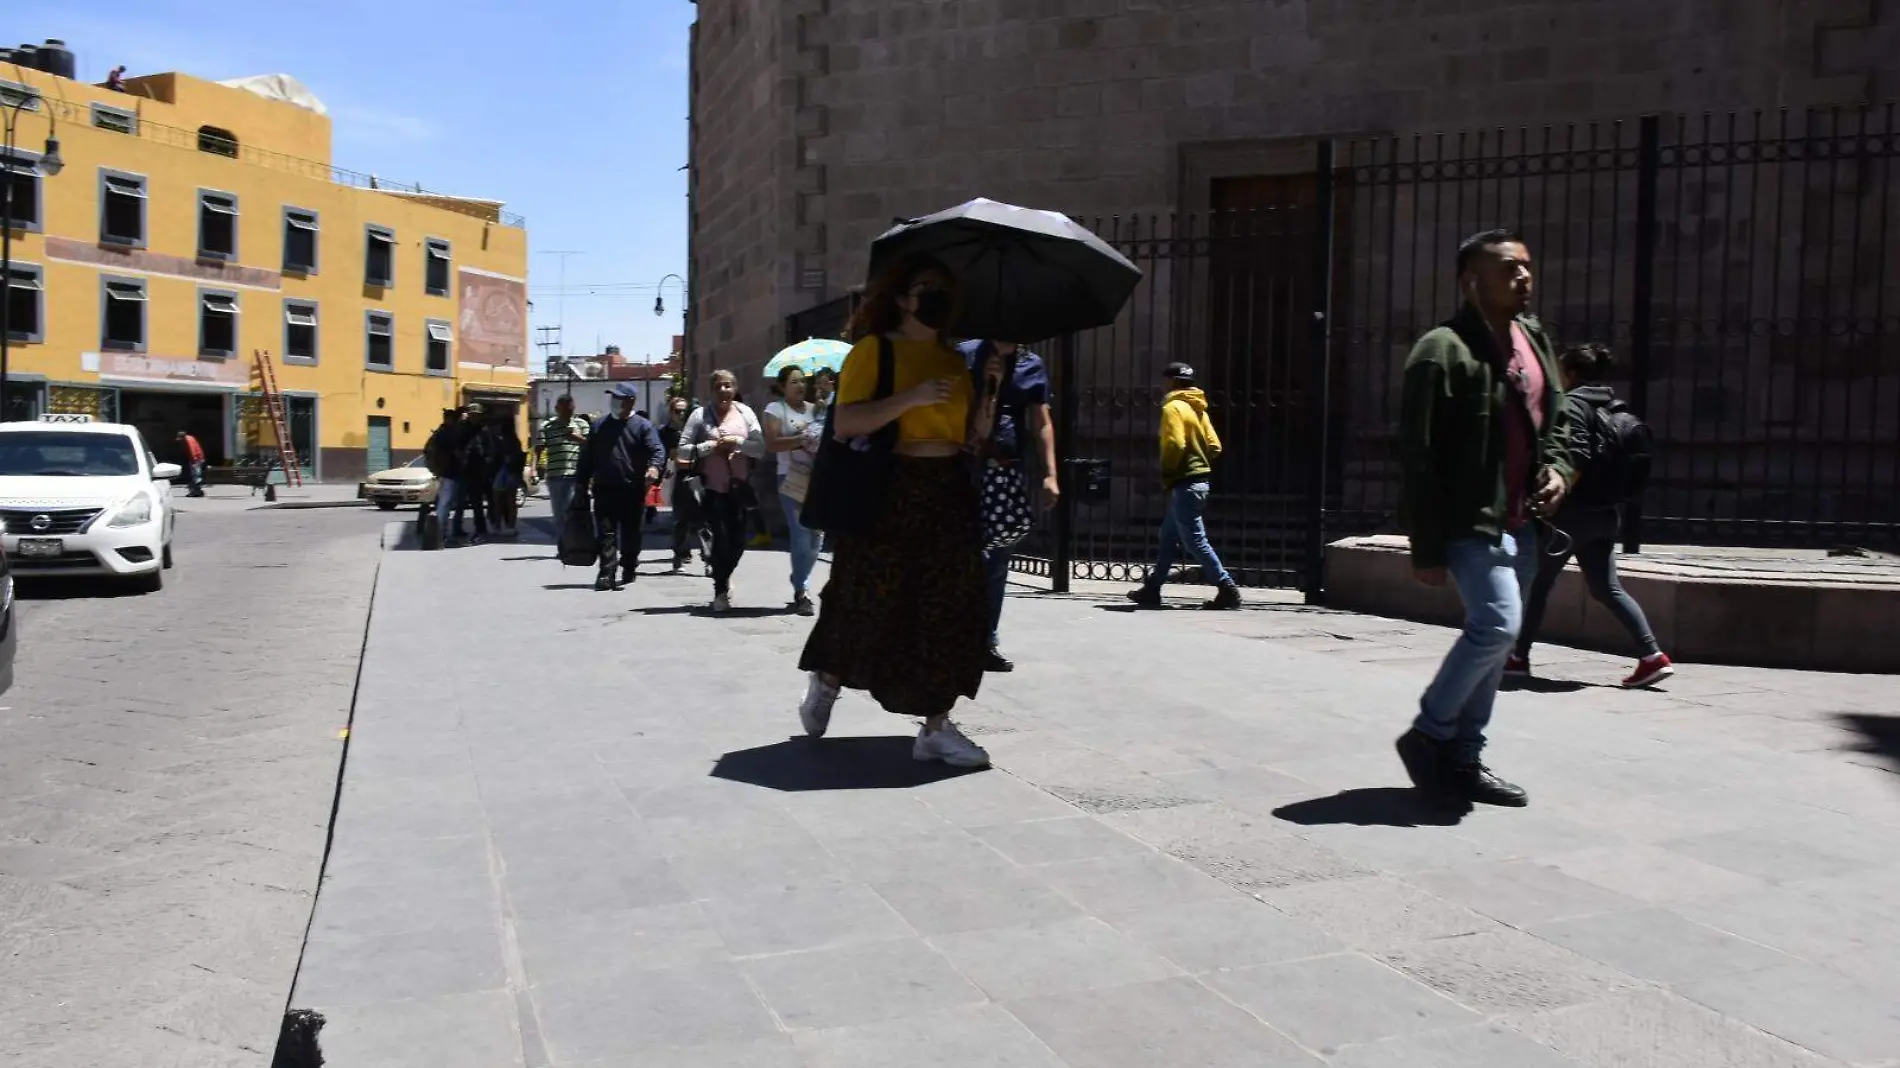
[912,289,953,331]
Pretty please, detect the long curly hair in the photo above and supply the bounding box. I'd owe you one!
[846,254,959,343]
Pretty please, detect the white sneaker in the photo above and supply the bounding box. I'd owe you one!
[799,674,838,738]
[913,723,990,768]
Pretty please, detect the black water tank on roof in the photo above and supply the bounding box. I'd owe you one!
[37,39,76,80]
[13,46,38,72]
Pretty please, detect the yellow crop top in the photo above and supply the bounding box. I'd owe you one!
[835,335,974,446]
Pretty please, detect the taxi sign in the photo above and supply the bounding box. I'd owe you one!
[37,413,94,424]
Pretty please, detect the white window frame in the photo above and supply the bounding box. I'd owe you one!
[198,287,241,359]
[283,299,320,365]
[283,206,320,275]
[90,102,137,135]
[100,275,148,353]
[364,310,395,370]
[99,168,148,249]
[364,224,395,288]
[4,261,45,343]
[424,237,452,296]
[0,80,39,113]
[197,189,240,262]
[424,318,453,375]
[0,148,45,233]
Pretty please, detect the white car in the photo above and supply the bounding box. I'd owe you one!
[360,456,439,511]
[0,418,180,592]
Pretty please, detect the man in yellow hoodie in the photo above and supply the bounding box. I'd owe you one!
[1128,362,1241,610]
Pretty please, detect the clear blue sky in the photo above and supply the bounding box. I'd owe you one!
[15,0,695,369]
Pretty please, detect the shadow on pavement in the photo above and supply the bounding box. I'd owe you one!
[712,736,984,791]
[1501,676,1606,693]
[1837,713,1900,772]
[15,577,151,601]
[1272,787,1469,828]
[636,604,794,619]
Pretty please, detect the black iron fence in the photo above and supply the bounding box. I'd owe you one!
[788,105,1900,595]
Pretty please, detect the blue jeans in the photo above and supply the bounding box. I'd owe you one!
[984,548,1010,647]
[1415,526,1538,763]
[546,475,577,523]
[1144,481,1231,588]
[434,478,459,529]
[777,471,816,595]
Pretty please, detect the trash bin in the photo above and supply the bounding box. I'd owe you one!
[1063,458,1112,504]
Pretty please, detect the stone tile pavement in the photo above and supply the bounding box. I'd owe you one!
[0,504,391,1066]
[293,516,1900,1067]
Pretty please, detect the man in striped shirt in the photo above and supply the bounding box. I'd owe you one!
[537,394,591,520]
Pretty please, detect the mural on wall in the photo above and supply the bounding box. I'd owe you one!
[457,269,528,368]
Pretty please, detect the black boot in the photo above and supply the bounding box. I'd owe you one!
[1204,582,1241,610]
[1447,762,1529,807]
[985,646,1016,673]
[1395,729,1446,795]
[1126,586,1161,608]
[593,574,614,592]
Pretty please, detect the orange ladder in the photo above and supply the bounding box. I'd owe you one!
[253,349,304,487]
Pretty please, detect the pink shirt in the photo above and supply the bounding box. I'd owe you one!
[1502,322,1547,529]
[703,404,752,494]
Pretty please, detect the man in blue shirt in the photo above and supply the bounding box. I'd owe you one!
[962,339,1059,672]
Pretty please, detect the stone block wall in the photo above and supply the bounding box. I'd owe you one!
[691,0,1897,391]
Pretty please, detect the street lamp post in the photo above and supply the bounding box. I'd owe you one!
[651,273,686,318]
[1,90,64,420]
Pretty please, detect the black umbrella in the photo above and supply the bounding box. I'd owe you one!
[867,198,1143,343]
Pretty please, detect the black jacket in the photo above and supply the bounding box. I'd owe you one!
[576,413,666,489]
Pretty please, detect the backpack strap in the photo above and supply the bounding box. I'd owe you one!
[875,335,895,399]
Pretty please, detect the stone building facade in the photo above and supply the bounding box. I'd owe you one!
[686,0,1895,385]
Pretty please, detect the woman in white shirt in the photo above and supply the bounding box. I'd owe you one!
[676,370,766,613]
[763,366,822,615]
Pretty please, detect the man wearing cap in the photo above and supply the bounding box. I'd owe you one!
[451,402,495,545]
[575,383,666,591]
[1127,363,1241,610]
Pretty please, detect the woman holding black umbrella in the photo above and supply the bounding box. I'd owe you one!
[795,255,990,768]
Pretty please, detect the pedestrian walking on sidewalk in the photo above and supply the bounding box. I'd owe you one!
[763,367,822,615]
[576,383,665,591]
[660,396,707,572]
[537,394,590,523]
[1509,342,1673,689]
[175,431,206,497]
[426,408,464,535]
[796,255,991,769]
[491,422,526,539]
[676,371,765,613]
[962,338,1058,671]
[1395,229,1577,808]
[453,403,494,545]
[1127,363,1242,610]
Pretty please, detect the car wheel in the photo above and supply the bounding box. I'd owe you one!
[375,501,398,511]
[162,543,174,570]
[134,568,163,593]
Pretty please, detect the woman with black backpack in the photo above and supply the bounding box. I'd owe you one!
[1508,343,1674,688]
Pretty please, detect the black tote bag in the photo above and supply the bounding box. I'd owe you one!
[557,501,598,567]
[799,337,896,536]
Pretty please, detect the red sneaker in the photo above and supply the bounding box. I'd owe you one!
[1503,654,1531,679]
[1622,653,1675,689]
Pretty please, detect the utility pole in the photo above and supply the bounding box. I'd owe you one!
[533,248,583,365]
[535,325,564,380]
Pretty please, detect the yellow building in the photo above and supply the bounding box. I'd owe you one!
[1,60,529,480]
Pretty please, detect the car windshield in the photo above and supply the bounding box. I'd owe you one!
[0,432,142,477]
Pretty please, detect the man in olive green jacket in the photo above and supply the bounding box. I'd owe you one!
[1395,230,1576,809]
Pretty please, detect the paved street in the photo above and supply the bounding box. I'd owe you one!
[0,493,391,1067]
[298,513,1900,1068]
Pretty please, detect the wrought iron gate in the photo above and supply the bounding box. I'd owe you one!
[787,105,1900,597]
